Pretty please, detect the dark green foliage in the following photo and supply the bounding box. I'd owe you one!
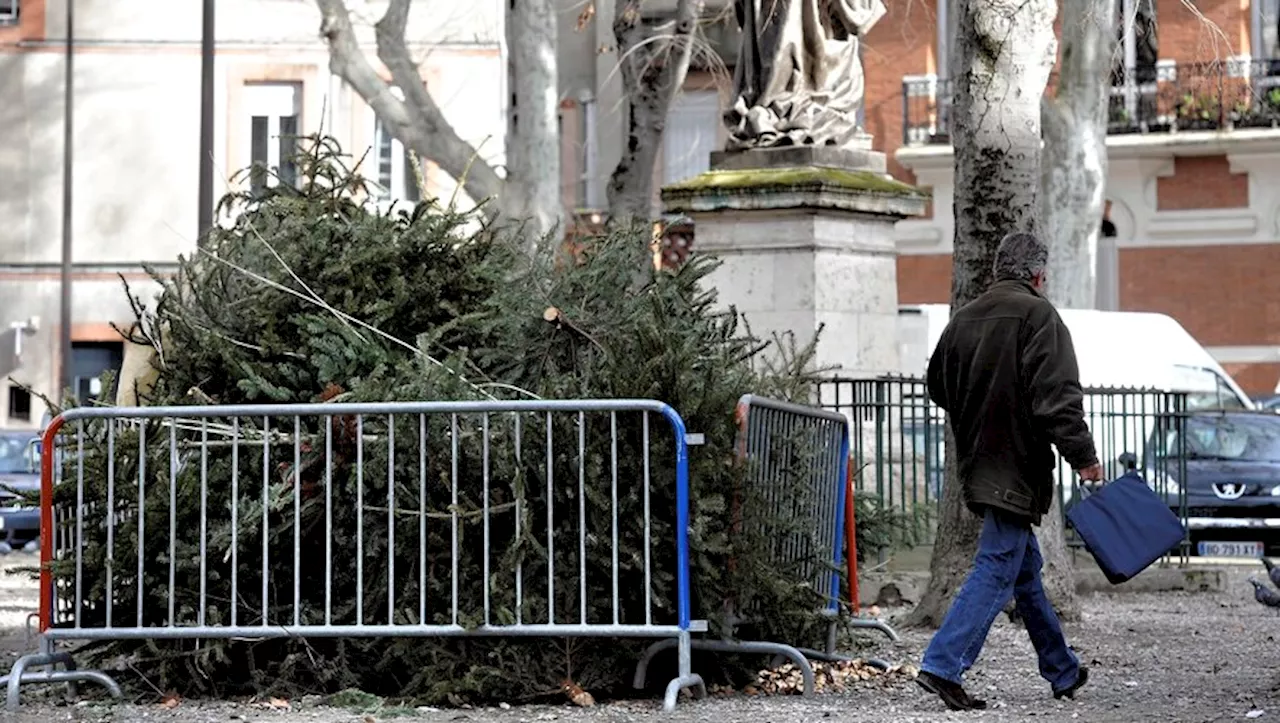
[48,137,908,705]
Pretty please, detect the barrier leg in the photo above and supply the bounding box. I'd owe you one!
[633,638,678,690]
[661,631,707,712]
[847,617,900,642]
[1,652,122,712]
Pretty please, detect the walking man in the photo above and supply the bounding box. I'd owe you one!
[916,232,1104,711]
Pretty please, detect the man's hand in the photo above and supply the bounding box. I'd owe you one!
[1077,463,1105,483]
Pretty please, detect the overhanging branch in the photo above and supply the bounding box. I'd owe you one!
[315,0,505,215]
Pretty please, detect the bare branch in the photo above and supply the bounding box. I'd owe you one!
[607,0,704,219]
[315,0,505,215]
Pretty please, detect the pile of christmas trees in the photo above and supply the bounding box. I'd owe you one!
[46,138,906,705]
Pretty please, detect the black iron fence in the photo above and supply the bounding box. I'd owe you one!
[813,377,1190,562]
[903,58,1280,145]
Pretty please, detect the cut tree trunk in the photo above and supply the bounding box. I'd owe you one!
[904,0,1062,628]
[606,0,701,222]
[1041,0,1117,309]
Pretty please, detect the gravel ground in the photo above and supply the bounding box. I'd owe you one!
[3,551,1279,723]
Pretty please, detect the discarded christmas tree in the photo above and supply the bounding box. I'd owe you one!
[45,137,906,705]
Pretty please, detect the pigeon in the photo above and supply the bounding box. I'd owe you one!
[1249,577,1280,607]
[1262,557,1280,588]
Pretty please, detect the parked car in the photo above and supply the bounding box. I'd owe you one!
[1140,410,1280,557]
[0,430,41,552]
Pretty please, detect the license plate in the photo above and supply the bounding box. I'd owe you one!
[1198,540,1265,557]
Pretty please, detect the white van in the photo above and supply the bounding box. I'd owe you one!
[898,304,1253,503]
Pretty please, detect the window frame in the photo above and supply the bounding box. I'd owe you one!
[367,86,426,206]
[0,0,17,25]
[244,82,302,195]
[661,89,721,186]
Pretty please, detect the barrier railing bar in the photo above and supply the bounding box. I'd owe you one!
[419,414,427,626]
[199,420,208,628]
[611,410,620,626]
[643,412,652,627]
[546,411,554,625]
[168,421,177,627]
[230,419,238,627]
[389,414,397,627]
[323,417,332,626]
[262,416,271,628]
[295,416,302,628]
[450,413,459,628]
[75,424,83,631]
[578,411,587,625]
[513,414,523,626]
[137,422,147,627]
[107,422,116,629]
[482,413,491,627]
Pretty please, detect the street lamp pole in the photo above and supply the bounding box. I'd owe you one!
[58,0,75,399]
[198,0,215,240]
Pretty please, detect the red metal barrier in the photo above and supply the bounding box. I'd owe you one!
[845,457,860,615]
[38,415,66,633]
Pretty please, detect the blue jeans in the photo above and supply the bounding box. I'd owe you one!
[921,508,1081,693]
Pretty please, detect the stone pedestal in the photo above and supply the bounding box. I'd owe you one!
[661,146,927,376]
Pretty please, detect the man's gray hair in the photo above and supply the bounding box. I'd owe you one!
[993,232,1049,282]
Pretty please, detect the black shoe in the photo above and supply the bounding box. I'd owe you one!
[1053,666,1089,700]
[916,670,989,711]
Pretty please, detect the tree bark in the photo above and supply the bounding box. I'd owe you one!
[1041,0,1117,309]
[607,0,702,222]
[904,0,1061,628]
[1025,0,1118,625]
[504,0,563,243]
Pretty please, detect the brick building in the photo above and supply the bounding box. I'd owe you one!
[861,0,1280,394]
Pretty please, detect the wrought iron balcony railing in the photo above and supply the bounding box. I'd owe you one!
[902,58,1280,147]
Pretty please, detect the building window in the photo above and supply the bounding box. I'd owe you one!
[372,118,423,204]
[662,91,720,186]
[7,385,30,422]
[1111,0,1160,120]
[0,0,17,25]
[244,83,302,196]
[367,86,425,206]
[70,342,123,405]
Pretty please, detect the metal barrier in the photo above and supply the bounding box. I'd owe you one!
[632,395,896,698]
[815,377,1190,561]
[2,400,708,712]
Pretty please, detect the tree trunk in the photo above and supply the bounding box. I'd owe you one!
[1024,0,1118,624]
[505,0,563,245]
[607,0,702,222]
[1041,0,1117,308]
[904,0,1061,628]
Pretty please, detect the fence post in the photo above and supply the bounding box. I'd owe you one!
[845,457,860,615]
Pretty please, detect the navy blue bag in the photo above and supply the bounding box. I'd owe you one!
[1064,470,1184,585]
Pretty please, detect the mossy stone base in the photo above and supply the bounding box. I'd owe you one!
[662,164,928,218]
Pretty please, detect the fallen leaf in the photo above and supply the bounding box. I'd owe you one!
[160,692,181,709]
[1247,711,1265,719]
[562,679,595,707]
[364,716,377,723]
[268,697,290,710]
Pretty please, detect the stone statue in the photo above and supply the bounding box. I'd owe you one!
[725,0,886,151]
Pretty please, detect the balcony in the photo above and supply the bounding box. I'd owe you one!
[902,59,1280,147]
